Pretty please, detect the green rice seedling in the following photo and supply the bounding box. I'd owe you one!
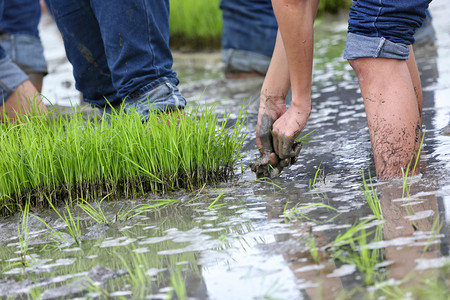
[329,217,378,249]
[169,266,187,300]
[3,199,35,272]
[115,204,144,222]
[354,228,383,285]
[118,252,150,298]
[259,277,284,300]
[408,263,450,300]
[28,285,42,300]
[309,162,325,190]
[78,193,174,225]
[401,130,425,198]
[377,284,405,299]
[125,199,181,219]
[0,104,246,217]
[295,128,316,144]
[115,245,201,298]
[77,195,110,224]
[84,278,111,299]
[208,189,226,209]
[284,202,340,222]
[18,200,32,268]
[361,170,383,220]
[32,198,81,246]
[422,215,443,255]
[255,178,285,192]
[55,201,82,246]
[282,200,290,216]
[333,226,384,286]
[31,213,67,246]
[353,260,450,299]
[308,235,320,264]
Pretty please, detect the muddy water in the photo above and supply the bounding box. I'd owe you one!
[1,1,450,299]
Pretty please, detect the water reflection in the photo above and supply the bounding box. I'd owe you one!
[379,182,442,288]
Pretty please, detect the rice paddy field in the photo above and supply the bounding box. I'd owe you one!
[1,1,449,299]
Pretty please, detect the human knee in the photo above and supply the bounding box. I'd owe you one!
[347,59,361,75]
[347,57,374,79]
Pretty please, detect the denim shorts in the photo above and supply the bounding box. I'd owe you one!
[0,56,29,105]
[0,33,47,74]
[344,0,431,60]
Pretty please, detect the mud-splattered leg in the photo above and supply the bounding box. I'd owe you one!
[349,57,421,180]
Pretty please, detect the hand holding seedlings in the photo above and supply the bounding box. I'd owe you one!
[251,88,306,178]
[251,140,302,178]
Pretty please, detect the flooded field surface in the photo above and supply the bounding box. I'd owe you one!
[1,1,449,299]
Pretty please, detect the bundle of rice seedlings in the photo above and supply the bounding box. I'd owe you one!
[0,105,246,217]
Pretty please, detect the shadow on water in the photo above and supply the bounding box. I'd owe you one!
[1,2,450,299]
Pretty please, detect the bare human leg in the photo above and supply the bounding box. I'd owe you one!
[0,79,48,123]
[28,73,44,93]
[270,0,318,160]
[348,57,421,179]
[406,45,423,126]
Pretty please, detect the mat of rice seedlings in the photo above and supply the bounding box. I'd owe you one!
[0,105,246,217]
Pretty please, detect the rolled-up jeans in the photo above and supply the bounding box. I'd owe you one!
[344,0,432,60]
[0,0,32,104]
[44,0,185,114]
[0,33,47,75]
[220,0,277,74]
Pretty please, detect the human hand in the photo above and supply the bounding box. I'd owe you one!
[250,93,288,178]
[272,104,309,160]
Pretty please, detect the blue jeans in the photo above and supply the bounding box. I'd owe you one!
[0,0,41,37]
[0,0,32,104]
[220,0,277,75]
[0,34,47,74]
[44,0,185,114]
[345,0,431,60]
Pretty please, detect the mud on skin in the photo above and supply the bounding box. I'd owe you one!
[250,113,303,178]
[371,121,420,180]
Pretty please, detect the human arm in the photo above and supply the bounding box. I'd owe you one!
[270,0,318,159]
[252,30,291,177]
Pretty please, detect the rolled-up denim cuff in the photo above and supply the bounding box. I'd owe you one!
[222,48,271,75]
[0,33,48,74]
[103,79,186,121]
[0,56,29,105]
[344,32,410,60]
